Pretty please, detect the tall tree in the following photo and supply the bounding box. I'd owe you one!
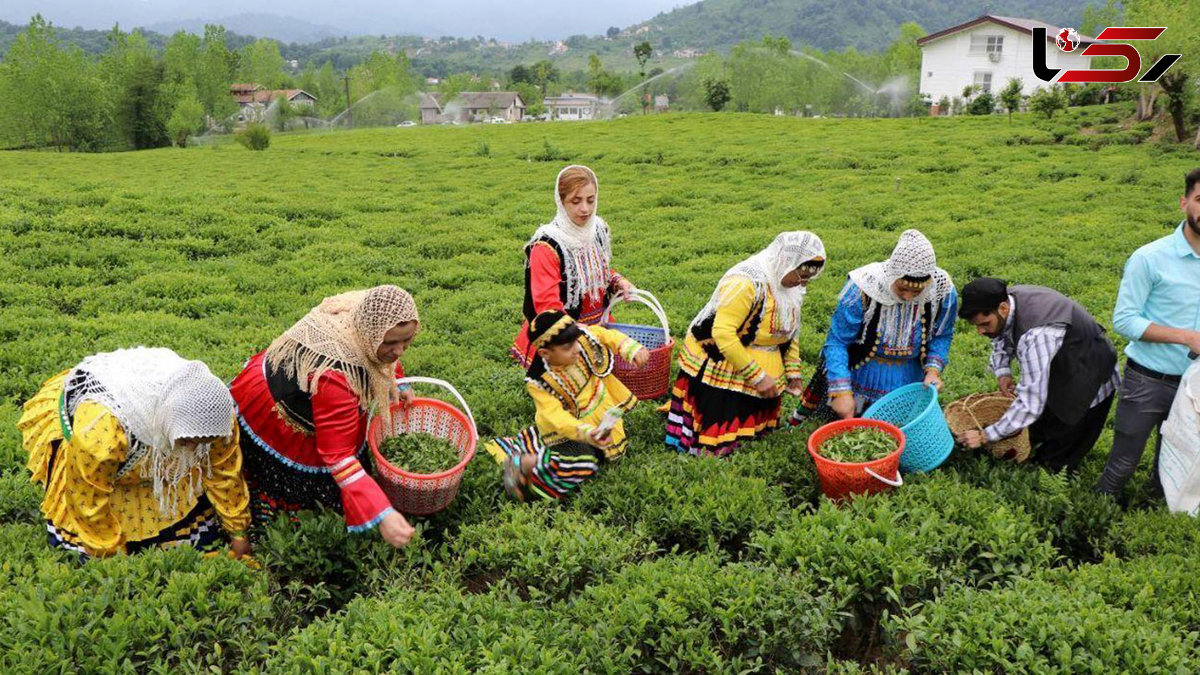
[1124,0,1199,142]
[239,38,286,89]
[0,15,110,151]
[103,28,171,149]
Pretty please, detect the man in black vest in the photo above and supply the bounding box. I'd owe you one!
[956,278,1120,472]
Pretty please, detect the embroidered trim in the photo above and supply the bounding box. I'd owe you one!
[236,412,329,474]
[347,506,395,533]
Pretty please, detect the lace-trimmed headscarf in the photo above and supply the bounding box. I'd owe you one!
[845,229,955,346]
[689,231,827,339]
[525,165,613,312]
[266,285,419,429]
[66,347,235,515]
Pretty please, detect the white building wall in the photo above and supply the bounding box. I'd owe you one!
[919,24,1095,104]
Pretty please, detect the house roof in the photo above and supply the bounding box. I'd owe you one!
[419,91,526,110]
[916,14,1101,47]
[545,93,601,104]
[233,88,317,105]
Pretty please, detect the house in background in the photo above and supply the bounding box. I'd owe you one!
[917,15,1099,113]
[230,83,317,122]
[544,93,602,121]
[419,92,526,124]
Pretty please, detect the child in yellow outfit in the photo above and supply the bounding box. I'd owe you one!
[487,310,648,500]
[17,348,251,560]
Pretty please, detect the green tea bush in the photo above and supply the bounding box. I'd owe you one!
[942,454,1123,562]
[754,475,1055,654]
[1105,508,1200,558]
[272,579,587,673]
[891,577,1197,672]
[0,548,277,674]
[573,450,789,555]
[0,469,41,525]
[254,508,432,623]
[1041,553,1200,634]
[451,502,655,601]
[563,555,842,672]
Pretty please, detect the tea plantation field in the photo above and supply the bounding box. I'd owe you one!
[2,108,1200,672]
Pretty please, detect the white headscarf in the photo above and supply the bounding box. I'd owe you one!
[845,229,954,346]
[67,347,235,515]
[690,231,827,339]
[525,165,613,312]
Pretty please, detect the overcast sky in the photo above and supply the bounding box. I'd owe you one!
[1,0,696,41]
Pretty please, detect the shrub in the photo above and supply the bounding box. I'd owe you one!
[235,123,271,151]
[890,577,1197,672]
[943,455,1123,562]
[1105,509,1200,558]
[451,502,655,601]
[0,470,41,525]
[573,450,789,555]
[0,548,277,673]
[754,475,1056,654]
[272,579,585,672]
[967,93,995,115]
[254,508,432,623]
[564,555,841,672]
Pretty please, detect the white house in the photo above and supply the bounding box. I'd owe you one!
[544,93,602,121]
[917,15,1100,111]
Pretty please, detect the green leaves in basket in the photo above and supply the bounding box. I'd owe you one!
[380,433,461,474]
[818,428,897,464]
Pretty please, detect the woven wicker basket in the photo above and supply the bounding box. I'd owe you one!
[944,391,1032,462]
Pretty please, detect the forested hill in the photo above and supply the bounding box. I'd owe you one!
[634,0,1095,52]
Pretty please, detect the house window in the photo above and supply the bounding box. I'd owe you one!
[973,71,993,93]
[969,34,1004,56]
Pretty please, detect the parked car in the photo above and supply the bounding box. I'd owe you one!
[396,121,417,127]
[486,116,509,124]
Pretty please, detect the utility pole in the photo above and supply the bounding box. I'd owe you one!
[343,74,352,126]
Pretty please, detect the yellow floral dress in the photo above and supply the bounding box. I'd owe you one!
[487,324,642,500]
[668,277,803,456]
[17,371,251,558]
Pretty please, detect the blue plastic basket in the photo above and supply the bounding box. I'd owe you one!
[863,382,953,473]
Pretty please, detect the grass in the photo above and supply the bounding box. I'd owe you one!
[2,105,1200,670]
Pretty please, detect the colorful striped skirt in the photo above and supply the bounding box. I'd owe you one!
[487,427,605,500]
[665,369,781,458]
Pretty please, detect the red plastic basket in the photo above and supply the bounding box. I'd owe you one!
[602,289,675,400]
[368,377,477,516]
[807,418,905,501]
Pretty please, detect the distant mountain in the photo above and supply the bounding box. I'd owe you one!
[631,0,1095,52]
[144,13,343,45]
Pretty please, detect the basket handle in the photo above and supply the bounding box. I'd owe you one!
[864,466,903,487]
[601,288,670,336]
[395,376,477,435]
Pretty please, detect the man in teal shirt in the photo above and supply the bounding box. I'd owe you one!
[1097,167,1200,502]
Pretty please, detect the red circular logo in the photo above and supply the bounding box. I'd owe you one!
[1056,28,1080,52]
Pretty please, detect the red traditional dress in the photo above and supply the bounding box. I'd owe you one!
[231,352,402,531]
[510,164,627,367]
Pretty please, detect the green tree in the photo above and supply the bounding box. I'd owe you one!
[703,78,731,111]
[239,38,286,89]
[166,89,204,146]
[103,27,171,149]
[885,22,925,76]
[532,60,559,96]
[1080,0,1122,38]
[0,15,111,151]
[999,78,1024,122]
[1124,0,1199,142]
[197,25,238,123]
[1028,85,1068,119]
[633,41,652,80]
